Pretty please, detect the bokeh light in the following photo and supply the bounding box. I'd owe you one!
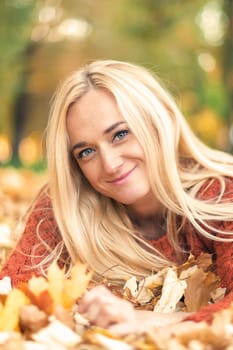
[198,53,216,72]
[196,1,228,46]
[18,134,44,166]
[0,135,12,164]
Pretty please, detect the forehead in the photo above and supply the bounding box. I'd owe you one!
[66,89,126,142]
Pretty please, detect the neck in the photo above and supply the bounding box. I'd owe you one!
[125,193,166,240]
[128,211,167,241]
[126,193,164,218]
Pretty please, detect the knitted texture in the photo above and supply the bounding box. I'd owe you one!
[0,191,66,286]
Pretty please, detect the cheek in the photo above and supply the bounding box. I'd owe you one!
[131,141,146,160]
[78,164,99,187]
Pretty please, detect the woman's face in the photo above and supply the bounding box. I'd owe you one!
[67,89,160,215]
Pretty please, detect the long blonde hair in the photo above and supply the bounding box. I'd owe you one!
[46,59,233,283]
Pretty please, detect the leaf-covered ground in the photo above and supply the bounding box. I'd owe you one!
[0,167,47,267]
[0,166,233,349]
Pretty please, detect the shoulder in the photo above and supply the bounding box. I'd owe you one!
[26,184,53,218]
[32,184,52,209]
[22,184,56,231]
[19,184,60,246]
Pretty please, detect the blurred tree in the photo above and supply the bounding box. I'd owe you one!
[0,0,39,163]
[58,0,233,150]
[25,0,208,127]
[111,0,233,150]
[221,0,233,150]
[1,0,232,165]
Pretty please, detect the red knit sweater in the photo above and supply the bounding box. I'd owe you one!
[0,178,233,324]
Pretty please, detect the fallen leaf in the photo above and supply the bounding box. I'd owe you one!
[184,268,220,312]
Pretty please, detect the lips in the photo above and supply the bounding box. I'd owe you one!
[107,166,136,184]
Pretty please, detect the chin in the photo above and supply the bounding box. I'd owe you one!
[106,187,151,205]
[114,195,146,206]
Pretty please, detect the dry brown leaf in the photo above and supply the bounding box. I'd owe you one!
[184,268,220,312]
[172,322,230,349]
[195,252,214,272]
[177,253,213,277]
[19,304,49,333]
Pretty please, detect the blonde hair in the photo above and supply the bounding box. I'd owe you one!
[46,59,233,283]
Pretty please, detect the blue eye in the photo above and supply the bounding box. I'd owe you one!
[113,129,129,141]
[77,148,95,159]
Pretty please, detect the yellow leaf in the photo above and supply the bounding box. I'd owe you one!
[0,288,29,331]
[63,263,92,308]
[28,276,49,296]
[47,261,66,306]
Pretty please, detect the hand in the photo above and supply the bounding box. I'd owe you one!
[78,285,135,329]
[78,285,190,335]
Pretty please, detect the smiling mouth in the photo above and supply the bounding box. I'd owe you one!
[108,166,136,184]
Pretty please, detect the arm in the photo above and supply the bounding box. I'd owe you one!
[78,285,190,335]
[0,186,66,287]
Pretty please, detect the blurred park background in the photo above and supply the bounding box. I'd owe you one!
[0,0,233,260]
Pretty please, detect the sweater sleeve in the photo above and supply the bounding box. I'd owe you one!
[184,177,233,323]
[0,186,68,287]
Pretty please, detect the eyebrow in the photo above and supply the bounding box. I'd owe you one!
[103,121,126,134]
[71,121,126,154]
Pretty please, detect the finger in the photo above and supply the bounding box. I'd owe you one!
[79,286,111,313]
[82,302,123,327]
[85,303,100,323]
[78,287,110,313]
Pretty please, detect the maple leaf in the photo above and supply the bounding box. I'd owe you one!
[47,261,66,308]
[63,262,93,309]
[184,268,221,312]
[0,288,29,332]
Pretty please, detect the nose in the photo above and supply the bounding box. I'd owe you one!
[100,149,123,174]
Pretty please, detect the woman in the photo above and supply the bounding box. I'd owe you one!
[1,60,233,333]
